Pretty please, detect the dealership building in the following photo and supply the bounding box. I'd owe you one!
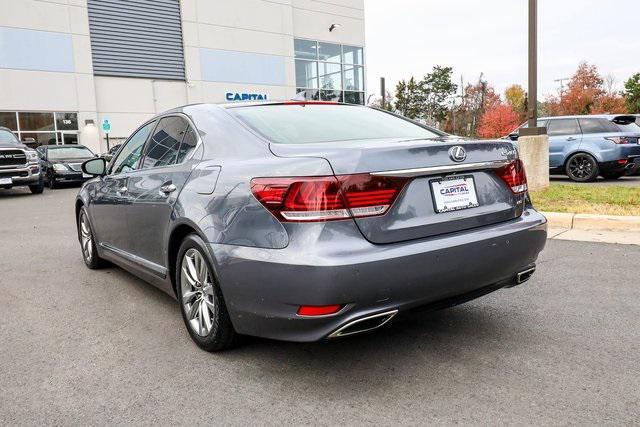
[0,0,366,153]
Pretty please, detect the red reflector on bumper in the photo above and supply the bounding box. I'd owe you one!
[297,304,343,316]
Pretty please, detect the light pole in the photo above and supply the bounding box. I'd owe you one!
[521,0,546,136]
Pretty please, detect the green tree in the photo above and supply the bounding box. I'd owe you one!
[394,77,421,119]
[624,73,640,113]
[418,66,458,125]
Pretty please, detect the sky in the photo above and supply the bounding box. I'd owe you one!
[364,0,640,101]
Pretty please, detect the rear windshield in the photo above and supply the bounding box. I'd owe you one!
[48,146,94,160]
[230,104,443,144]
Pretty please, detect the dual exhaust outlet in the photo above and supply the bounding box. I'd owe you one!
[327,266,536,339]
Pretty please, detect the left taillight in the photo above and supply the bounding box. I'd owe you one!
[605,136,631,145]
[497,159,528,195]
[250,174,409,222]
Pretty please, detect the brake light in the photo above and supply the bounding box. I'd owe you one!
[297,304,343,316]
[251,174,409,222]
[605,136,631,145]
[497,159,528,194]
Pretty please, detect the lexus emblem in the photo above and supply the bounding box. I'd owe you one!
[449,146,467,162]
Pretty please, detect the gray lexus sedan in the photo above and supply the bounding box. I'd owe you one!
[77,101,547,351]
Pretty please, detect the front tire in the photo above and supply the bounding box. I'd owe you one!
[177,234,237,352]
[29,178,44,194]
[48,173,58,189]
[565,153,599,182]
[78,206,106,269]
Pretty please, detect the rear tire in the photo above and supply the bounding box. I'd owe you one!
[29,178,44,194]
[78,206,106,269]
[565,153,599,182]
[176,234,237,352]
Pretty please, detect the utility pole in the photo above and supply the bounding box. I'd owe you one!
[380,77,386,110]
[554,77,570,102]
[521,0,546,136]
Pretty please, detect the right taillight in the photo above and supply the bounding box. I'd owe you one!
[497,159,528,194]
[250,174,409,222]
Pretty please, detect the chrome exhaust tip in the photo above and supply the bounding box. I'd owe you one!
[328,310,398,339]
[516,266,536,284]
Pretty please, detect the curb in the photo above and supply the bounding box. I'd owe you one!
[541,211,640,232]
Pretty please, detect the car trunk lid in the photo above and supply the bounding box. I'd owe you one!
[270,139,525,244]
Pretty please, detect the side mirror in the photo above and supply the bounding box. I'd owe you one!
[82,157,106,176]
[508,132,519,141]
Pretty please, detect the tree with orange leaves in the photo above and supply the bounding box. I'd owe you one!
[477,103,520,139]
[547,62,627,115]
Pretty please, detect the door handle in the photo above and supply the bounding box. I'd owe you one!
[566,137,577,141]
[159,183,177,196]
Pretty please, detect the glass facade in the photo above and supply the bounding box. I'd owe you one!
[0,111,79,147]
[294,39,364,105]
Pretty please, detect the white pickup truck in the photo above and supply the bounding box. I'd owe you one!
[0,127,44,194]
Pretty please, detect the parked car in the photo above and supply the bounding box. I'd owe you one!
[509,115,640,181]
[37,144,98,189]
[0,126,43,194]
[101,143,121,163]
[76,102,547,352]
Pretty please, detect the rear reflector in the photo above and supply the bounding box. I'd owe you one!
[251,174,409,222]
[297,304,343,316]
[497,159,528,194]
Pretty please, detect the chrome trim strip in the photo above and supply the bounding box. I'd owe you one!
[328,310,398,339]
[99,242,167,278]
[370,160,511,177]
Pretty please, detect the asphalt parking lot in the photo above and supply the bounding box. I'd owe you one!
[551,174,640,187]
[1,186,639,425]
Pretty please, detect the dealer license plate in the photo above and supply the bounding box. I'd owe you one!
[0,177,12,185]
[430,176,479,213]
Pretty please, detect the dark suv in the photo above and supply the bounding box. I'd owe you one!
[0,127,43,194]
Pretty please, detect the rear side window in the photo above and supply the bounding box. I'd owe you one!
[578,118,618,134]
[230,104,442,144]
[141,116,188,169]
[176,126,198,163]
[547,119,579,136]
[615,122,640,133]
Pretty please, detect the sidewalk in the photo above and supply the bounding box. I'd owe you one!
[543,211,640,246]
[548,227,640,246]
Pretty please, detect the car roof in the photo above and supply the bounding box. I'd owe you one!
[44,144,89,148]
[539,114,634,120]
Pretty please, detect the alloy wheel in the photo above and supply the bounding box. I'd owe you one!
[567,155,595,180]
[79,212,93,261]
[180,248,216,337]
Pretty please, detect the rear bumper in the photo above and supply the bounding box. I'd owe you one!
[211,208,547,342]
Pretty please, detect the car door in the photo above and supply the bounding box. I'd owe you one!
[89,121,155,253]
[546,118,582,168]
[126,115,200,269]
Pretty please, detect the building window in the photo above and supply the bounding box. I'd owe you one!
[0,111,79,147]
[294,39,365,105]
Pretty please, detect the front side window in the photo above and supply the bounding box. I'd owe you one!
[231,104,442,144]
[547,119,580,136]
[140,116,188,169]
[110,121,155,175]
